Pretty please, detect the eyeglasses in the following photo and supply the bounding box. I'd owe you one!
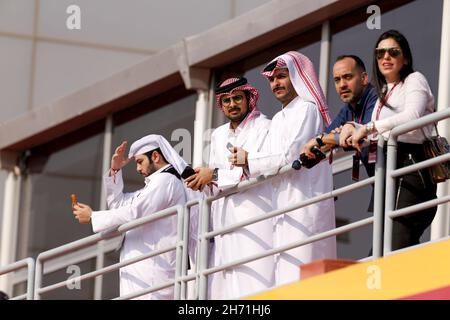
[375,47,402,60]
[221,94,244,107]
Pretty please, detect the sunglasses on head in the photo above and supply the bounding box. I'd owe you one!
[375,47,402,60]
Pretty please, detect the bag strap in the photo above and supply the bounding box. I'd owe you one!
[420,102,439,139]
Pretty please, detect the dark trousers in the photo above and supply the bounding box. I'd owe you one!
[390,142,437,251]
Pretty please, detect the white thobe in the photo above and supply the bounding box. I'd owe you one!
[248,96,336,287]
[208,113,274,299]
[91,164,186,299]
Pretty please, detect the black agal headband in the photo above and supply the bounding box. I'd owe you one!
[262,60,278,73]
[215,77,248,94]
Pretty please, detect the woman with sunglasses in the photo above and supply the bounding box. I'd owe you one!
[340,29,437,251]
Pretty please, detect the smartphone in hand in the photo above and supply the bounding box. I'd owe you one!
[226,142,234,151]
[71,194,77,208]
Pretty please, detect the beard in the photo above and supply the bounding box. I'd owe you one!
[140,159,157,177]
[340,93,354,104]
[339,91,357,103]
[227,109,249,123]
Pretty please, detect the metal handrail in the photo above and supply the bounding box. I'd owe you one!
[0,258,35,300]
[3,108,450,300]
[195,150,381,299]
[205,177,375,240]
[202,217,374,277]
[384,108,450,254]
[195,108,450,298]
[33,205,185,300]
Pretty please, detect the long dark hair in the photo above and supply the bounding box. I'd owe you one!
[372,30,414,105]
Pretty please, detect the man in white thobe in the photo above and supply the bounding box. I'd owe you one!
[73,134,195,299]
[186,77,274,299]
[231,52,337,287]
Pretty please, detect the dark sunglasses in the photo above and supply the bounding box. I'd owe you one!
[375,47,402,60]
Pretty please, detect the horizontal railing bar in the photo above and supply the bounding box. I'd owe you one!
[10,237,123,285]
[390,152,450,178]
[38,244,177,296]
[384,235,450,257]
[206,177,375,239]
[177,274,197,282]
[389,108,450,138]
[117,205,180,233]
[203,217,374,276]
[37,206,182,263]
[0,259,30,275]
[332,154,354,174]
[205,154,356,204]
[0,258,35,300]
[37,229,120,262]
[9,293,27,300]
[388,194,450,219]
[113,279,176,300]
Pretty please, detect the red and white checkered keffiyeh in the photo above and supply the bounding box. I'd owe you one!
[261,51,331,126]
[215,77,261,128]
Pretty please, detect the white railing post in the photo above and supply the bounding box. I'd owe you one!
[193,90,211,167]
[174,205,185,299]
[319,20,331,98]
[432,0,450,240]
[197,199,210,300]
[94,114,113,300]
[0,166,22,295]
[372,136,386,258]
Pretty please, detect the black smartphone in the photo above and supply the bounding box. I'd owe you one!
[226,142,234,151]
[300,146,326,169]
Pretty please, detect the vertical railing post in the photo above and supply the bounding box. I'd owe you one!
[197,199,210,300]
[383,137,398,255]
[26,258,35,300]
[319,20,331,98]
[33,257,43,300]
[94,114,113,300]
[372,136,386,258]
[180,203,191,299]
[431,0,450,240]
[174,205,185,299]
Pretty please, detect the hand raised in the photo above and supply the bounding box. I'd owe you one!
[111,141,131,170]
[72,202,93,224]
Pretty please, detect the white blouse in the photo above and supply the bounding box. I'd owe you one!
[373,71,435,144]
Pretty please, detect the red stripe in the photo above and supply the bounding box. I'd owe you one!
[398,285,450,300]
[287,52,331,126]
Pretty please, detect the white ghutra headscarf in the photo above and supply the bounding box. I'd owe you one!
[128,134,190,177]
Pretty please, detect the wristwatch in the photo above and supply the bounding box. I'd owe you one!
[365,121,376,134]
[315,133,325,147]
[212,168,219,181]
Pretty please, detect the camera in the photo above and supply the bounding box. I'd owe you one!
[292,146,326,170]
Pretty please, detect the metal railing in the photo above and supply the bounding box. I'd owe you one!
[194,147,382,299]
[384,108,450,254]
[2,108,450,300]
[192,108,450,299]
[0,258,35,300]
[33,205,187,300]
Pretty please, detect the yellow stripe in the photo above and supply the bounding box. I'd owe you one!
[247,238,450,300]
